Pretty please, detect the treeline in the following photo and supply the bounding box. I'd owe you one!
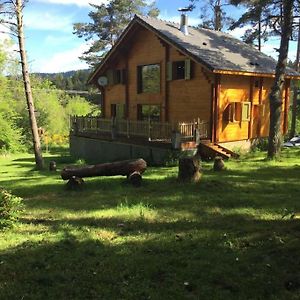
[0,47,99,154]
[35,69,91,91]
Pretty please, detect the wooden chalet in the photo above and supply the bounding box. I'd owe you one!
[73,14,300,160]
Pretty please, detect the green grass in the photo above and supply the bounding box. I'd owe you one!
[1,149,300,299]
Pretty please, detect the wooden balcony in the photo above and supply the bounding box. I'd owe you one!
[70,116,209,147]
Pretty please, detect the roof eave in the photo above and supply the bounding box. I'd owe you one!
[213,69,300,79]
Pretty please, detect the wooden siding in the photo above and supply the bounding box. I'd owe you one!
[218,75,250,142]
[102,26,212,129]
[168,47,212,123]
[104,59,126,117]
[127,27,165,120]
[218,76,289,142]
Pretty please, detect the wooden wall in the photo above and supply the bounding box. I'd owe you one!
[102,26,212,127]
[218,75,250,142]
[105,59,126,117]
[217,75,290,143]
[168,47,212,123]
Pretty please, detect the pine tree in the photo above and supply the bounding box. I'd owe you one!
[189,0,234,31]
[73,0,159,66]
[0,0,44,169]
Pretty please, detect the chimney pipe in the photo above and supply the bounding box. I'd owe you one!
[178,7,192,35]
[180,13,189,35]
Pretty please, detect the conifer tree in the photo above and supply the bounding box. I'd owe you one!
[73,0,159,66]
[0,0,44,169]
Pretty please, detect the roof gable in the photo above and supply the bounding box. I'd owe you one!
[89,14,299,84]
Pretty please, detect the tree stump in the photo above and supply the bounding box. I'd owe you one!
[178,157,202,183]
[49,161,57,171]
[66,176,85,190]
[213,156,225,171]
[128,171,142,187]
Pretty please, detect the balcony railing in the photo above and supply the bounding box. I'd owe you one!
[70,116,209,142]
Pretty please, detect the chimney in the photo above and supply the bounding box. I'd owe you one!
[180,13,189,35]
[178,7,193,35]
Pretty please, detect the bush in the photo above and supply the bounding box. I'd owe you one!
[0,188,23,229]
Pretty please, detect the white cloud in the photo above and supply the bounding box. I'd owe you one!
[33,43,89,72]
[33,0,108,7]
[24,11,74,32]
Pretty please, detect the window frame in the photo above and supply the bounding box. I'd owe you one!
[137,63,161,94]
[137,104,161,122]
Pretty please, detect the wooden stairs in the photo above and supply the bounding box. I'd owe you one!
[198,140,239,160]
[181,140,239,160]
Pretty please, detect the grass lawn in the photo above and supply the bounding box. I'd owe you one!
[1,148,300,299]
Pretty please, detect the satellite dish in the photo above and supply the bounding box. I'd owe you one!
[97,76,108,87]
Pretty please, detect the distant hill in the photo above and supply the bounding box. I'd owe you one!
[34,69,92,91]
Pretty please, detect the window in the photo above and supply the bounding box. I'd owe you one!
[225,101,251,123]
[137,64,160,93]
[173,61,185,80]
[241,102,251,121]
[137,105,160,121]
[224,102,241,123]
[111,104,125,119]
[107,69,126,85]
[167,59,192,81]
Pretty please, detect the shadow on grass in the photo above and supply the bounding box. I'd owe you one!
[1,161,300,215]
[1,214,300,300]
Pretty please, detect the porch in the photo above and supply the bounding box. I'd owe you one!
[70,116,210,149]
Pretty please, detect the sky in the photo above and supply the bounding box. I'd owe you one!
[0,0,297,73]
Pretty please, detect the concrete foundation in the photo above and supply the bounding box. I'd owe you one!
[70,135,174,165]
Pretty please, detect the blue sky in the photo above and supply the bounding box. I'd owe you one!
[1,0,297,73]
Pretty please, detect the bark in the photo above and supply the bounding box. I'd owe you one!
[178,157,202,183]
[290,18,300,139]
[16,0,44,169]
[268,0,294,159]
[213,156,225,171]
[61,158,147,180]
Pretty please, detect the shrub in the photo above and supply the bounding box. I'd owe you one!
[0,188,23,229]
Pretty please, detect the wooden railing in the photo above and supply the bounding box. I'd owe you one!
[70,116,209,142]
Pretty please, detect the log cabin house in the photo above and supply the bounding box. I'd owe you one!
[72,14,300,161]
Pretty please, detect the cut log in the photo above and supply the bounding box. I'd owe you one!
[178,157,202,183]
[49,161,57,171]
[61,158,147,181]
[128,171,142,187]
[213,156,225,171]
[66,176,85,190]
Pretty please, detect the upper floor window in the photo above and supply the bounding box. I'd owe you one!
[107,69,126,85]
[167,59,192,81]
[137,64,160,94]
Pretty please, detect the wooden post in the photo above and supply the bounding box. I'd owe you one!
[148,118,151,141]
[127,119,130,138]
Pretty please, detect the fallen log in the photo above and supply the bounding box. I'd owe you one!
[61,158,147,186]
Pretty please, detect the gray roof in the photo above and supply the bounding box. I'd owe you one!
[135,15,299,77]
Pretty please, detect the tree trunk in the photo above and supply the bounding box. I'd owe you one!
[61,158,147,180]
[178,157,202,183]
[268,0,293,159]
[290,18,300,139]
[16,0,44,169]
